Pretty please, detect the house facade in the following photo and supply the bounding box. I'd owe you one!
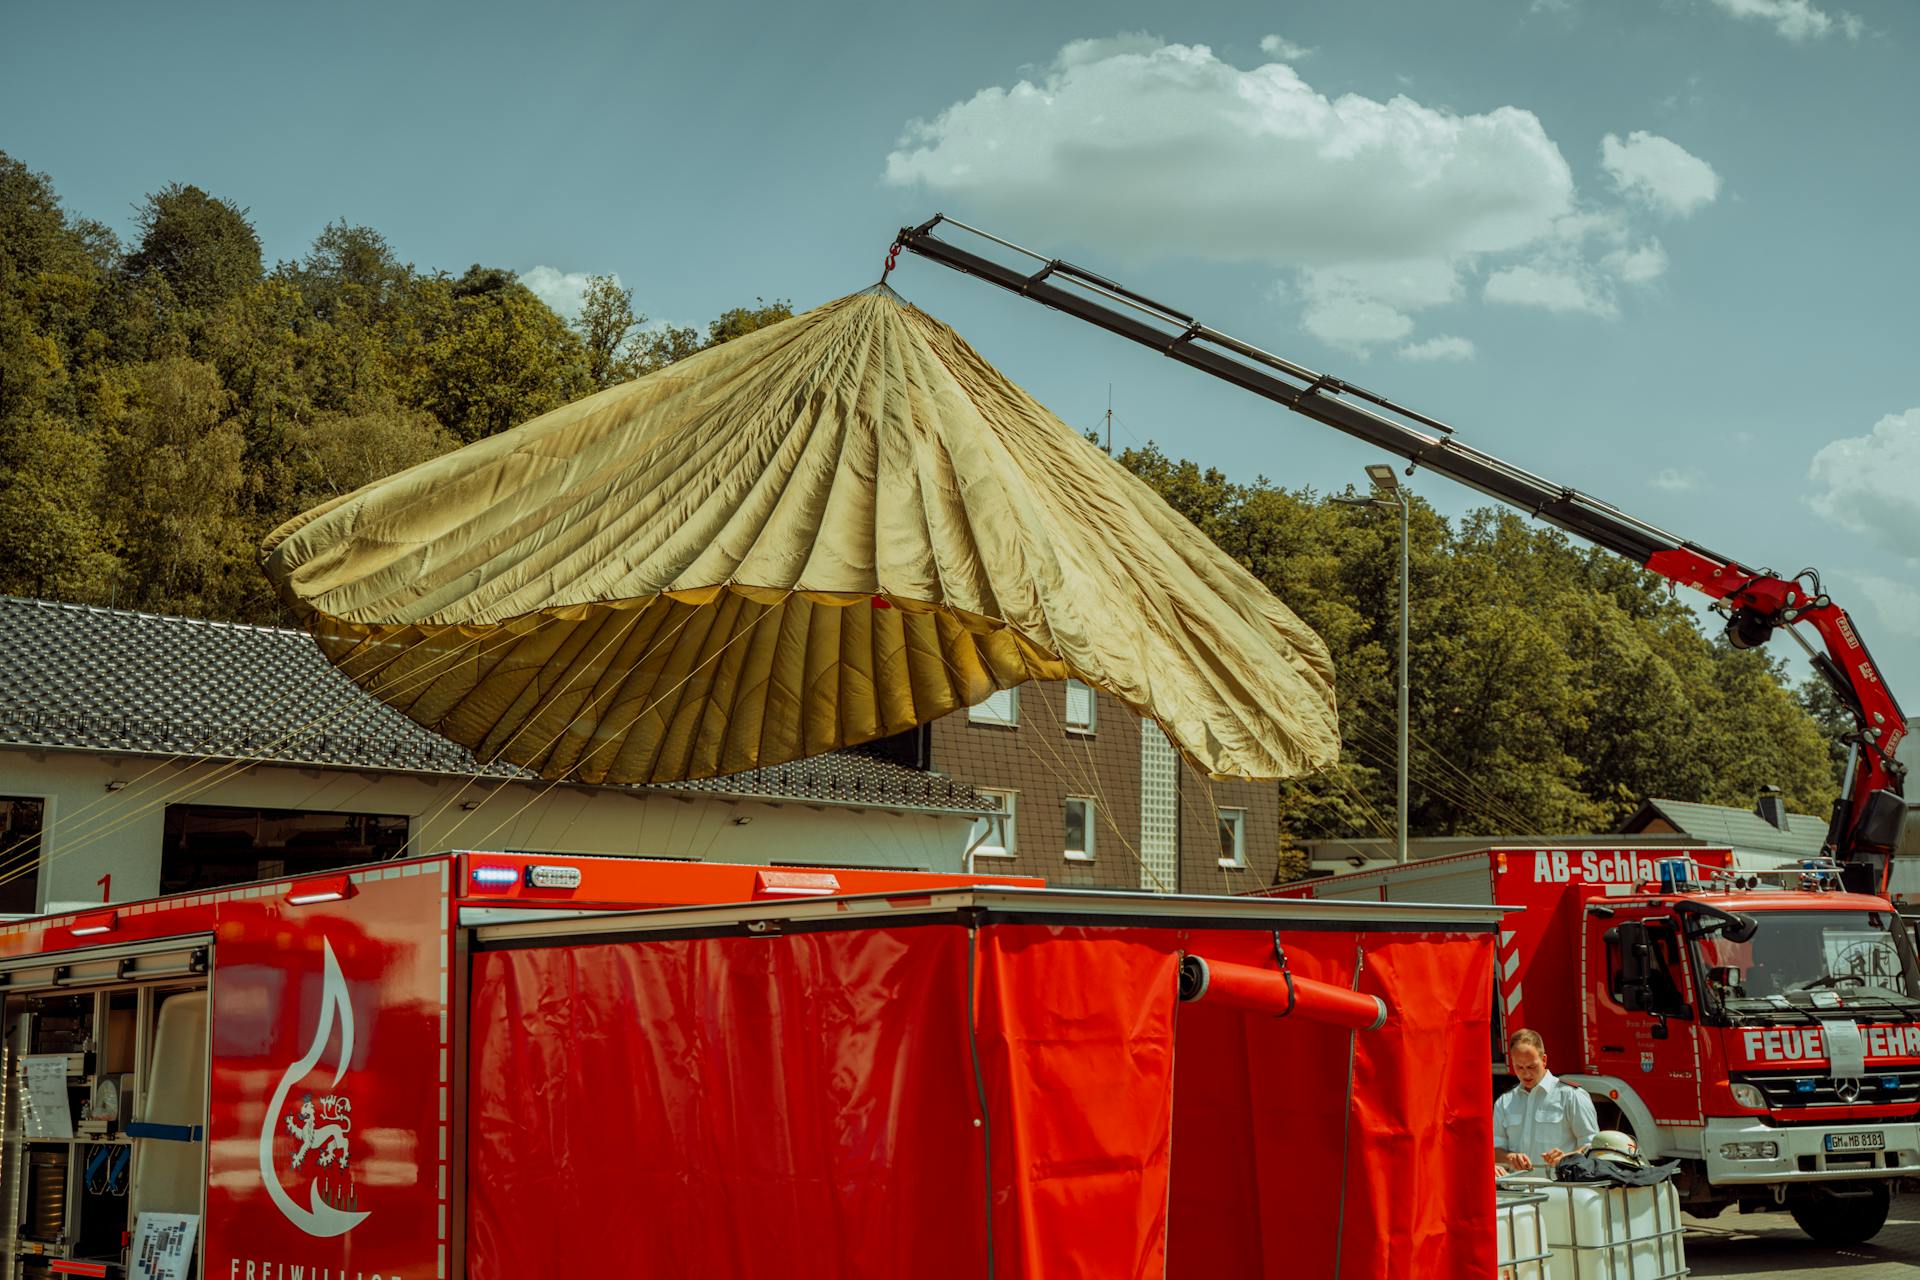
[929,678,1282,892]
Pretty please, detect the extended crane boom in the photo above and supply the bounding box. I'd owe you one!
[891,214,1909,890]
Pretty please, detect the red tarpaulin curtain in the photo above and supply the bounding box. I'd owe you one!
[970,927,1182,1278]
[466,921,1492,1279]
[1165,928,1497,1278]
[467,927,988,1279]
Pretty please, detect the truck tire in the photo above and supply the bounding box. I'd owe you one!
[1788,1183,1891,1245]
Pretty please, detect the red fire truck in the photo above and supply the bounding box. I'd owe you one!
[0,851,1500,1280]
[888,218,1920,1244]
[1282,843,1920,1243]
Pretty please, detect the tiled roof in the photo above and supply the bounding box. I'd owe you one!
[1622,797,1828,859]
[0,596,987,815]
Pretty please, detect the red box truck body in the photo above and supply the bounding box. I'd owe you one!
[0,853,1499,1279]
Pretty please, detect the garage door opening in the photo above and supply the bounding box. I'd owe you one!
[0,797,43,914]
[160,804,407,894]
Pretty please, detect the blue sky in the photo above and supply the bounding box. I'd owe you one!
[5,0,1918,716]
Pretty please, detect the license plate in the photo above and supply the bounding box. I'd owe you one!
[1825,1131,1885,1152]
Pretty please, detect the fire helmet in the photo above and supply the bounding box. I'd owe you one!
[1587,1130,1645,1166]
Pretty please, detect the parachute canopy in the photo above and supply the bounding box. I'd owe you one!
[259,291,1338,785]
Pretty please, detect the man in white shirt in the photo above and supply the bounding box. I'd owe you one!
[1494,1028,1599,1173]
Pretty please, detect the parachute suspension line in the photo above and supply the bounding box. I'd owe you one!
[1343,690,1536,833]
[404,601,683,857]
[917,630,1172,894]
[1315,758,1396,842]
[1016,680,1160,891]
[0,616,564,892]
[1340,706,1532,837]
[455,593,795,855]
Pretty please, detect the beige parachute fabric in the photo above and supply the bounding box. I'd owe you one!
[259,290,1339,785]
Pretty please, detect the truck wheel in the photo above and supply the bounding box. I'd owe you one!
[1788,1183,1891,1245]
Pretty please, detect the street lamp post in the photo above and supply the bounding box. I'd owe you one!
[1357,464,1410,864]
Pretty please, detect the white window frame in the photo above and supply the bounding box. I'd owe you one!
[967,789,1018,862]
[969,687,1020,727]
[1064,679,1096,735]
[1064,796,1096,862]
[1217,807,1247,869]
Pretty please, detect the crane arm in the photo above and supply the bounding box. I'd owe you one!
[892,215,1907,885]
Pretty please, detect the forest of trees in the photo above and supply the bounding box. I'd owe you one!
[0,152,1843,843]
[0,151,789,623]
[1114,446,1844,843]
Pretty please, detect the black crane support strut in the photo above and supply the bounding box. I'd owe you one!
[895,221,1749,577]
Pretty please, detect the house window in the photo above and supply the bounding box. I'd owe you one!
[0,797,44,915]
[1065,679,1096,734]
[970,687,1019,727]
[1218,808,1247,868]
[1064,797,1095,861]
[968,790,1017,859]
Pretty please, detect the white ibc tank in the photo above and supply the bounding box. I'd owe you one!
[1495,1187,1550,1280]
[1499,1176,1687,1279]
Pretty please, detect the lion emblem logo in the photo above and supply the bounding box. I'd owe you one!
[259,939,369,1237]
[287,1093,353,1170]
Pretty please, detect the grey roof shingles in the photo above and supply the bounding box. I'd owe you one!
[0,595,988,815]
[1625,797,1829,858]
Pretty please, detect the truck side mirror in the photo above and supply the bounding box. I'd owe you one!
[1608,922,1653,1012]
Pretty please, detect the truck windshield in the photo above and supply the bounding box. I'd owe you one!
[1696,910,1920,1013]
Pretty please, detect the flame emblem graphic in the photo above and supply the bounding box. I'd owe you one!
[259,939,370,1237]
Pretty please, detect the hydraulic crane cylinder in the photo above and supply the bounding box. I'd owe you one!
[1178,954,1389,1031]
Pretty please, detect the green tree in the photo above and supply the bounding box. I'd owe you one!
[410,266,589,442]
[125,183,263,312]
[101,356,252,616]
[0,413,116,598]
[630,296,794,375]
[1113,443,1841,844]
[574,274,643,390]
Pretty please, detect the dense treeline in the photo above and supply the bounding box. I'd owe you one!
[0,154,1839,840]
[1115,447,1841,843]
[0,153,788,621]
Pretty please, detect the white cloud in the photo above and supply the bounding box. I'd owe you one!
[885,37,1715,351]
[518,266,612,320]
[1299,259,1461,351]
[1603,240,1669,284]
[1834,572,1920,643]
[1398,335,1476,362]
[1483,263,1618,317]
[1650,468,1700,492]
[1704,0,1862,42]
[1531,0,1576,11]
[1808,408,1920,562]
[1259,34,1315,60]
[1601,133,1721,218]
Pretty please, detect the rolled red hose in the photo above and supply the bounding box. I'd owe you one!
[1178,955,1388,1031]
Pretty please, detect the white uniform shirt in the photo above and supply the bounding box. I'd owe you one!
[1495,1072,1599,1164]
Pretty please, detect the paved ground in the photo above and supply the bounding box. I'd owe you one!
[1682,1194,1920,1277]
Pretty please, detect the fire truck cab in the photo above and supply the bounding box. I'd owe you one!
[1285,845,1920,1245]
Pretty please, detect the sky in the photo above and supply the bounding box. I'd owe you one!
[4,0,1918,720]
